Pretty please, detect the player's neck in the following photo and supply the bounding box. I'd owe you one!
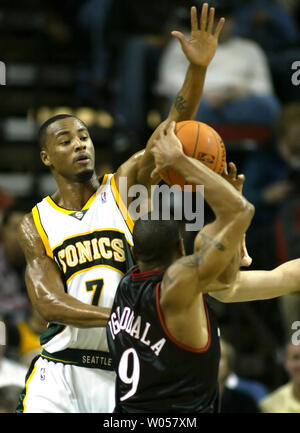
[138,261,170,273]
[52,173,100,210]
[138,253,178,273]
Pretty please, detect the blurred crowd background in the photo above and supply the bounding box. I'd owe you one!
[0,0,300,413]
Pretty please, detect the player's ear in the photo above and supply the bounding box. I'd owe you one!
[40,149,51,167]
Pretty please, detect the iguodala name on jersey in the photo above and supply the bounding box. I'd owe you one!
[53,229,132,282]
[108,306,166,356]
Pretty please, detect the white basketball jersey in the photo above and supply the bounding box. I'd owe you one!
[32,174,134,354]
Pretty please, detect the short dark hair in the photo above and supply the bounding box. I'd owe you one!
[133,213,182,264]
[38,114,87,149]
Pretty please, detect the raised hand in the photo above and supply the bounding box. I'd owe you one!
[150,122,183,179]
[171,3,225,67]
[222,162,245,193]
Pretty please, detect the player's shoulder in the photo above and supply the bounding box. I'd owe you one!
[166,255,198,281]
[18,210,40,247]
[20,196,44,227]
[19,210,34,232]
[160,258,198,306]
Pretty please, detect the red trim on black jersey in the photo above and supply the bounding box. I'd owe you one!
[155,282,211,353]
[131,266,165,281]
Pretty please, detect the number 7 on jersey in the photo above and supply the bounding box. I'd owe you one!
[85,279,104,306]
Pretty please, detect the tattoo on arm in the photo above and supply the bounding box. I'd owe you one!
[200,233,225,252]
[177,233,225,268]
[174,95,187,113]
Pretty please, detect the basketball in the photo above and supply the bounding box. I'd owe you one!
[160,120,226,189]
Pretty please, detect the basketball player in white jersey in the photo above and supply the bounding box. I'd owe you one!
[16,5,225,413]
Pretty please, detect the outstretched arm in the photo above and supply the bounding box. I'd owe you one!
[167,4,224,121]
[204,162,252,292]
[209,259,300,303]
[18,213,110,327]
[115,4,225,199]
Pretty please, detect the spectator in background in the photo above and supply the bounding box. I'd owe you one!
[234,0,300,104]
[0,202,29,346]
[277,0,299,16]
[0,385,23,413]
[0,191,15,225]
[218,338,261,412]
[242,103,300,270]
[260,342,300,413]
[223,338,268,404]
[14,305,47,368]
[104,0,187,150]
[156,4,280,127]
[234,0,299,52]
[0,317,27,389]
[270,104,300,340]
[76,0,112,105]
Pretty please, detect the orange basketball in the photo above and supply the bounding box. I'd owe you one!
[160,120,226,189]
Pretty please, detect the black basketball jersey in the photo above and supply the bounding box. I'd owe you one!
[107,266,221,413]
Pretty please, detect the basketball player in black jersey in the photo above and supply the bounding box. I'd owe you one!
[107,122,255,412]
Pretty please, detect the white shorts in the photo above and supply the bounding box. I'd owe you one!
[17,354,116,413]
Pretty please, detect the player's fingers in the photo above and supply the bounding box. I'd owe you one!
[241,243,252,267]
[214,17,225,38]
[158,126,166,139]
[150,148,161,164]
[237,174,245,192]
[190,6,198,31]
[151,167,160,179]
[207,7,215,34]
[157,121,168,139]
[228,161,237,178]
[151,137,159,147]
[200,3,208,31]
[167,121,176,135]
[241,253,252,267]
[240,234,252,267]
[171,31,187,49]
[149,144,157,157]
[222,162,228,175]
